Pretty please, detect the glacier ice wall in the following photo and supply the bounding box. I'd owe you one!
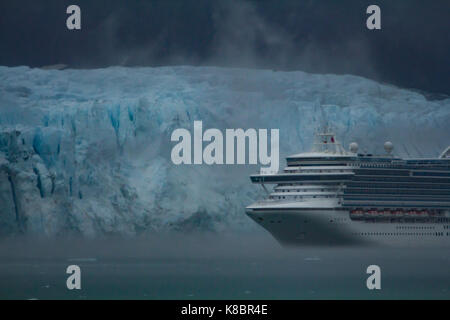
[0,66,449,236]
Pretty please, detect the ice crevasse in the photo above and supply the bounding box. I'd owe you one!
[0,66,449,236]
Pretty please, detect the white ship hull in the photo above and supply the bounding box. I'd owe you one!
[246,206,450,247]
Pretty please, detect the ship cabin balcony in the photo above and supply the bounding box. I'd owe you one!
[268,193,339,201]
[283,165,353,174]
[274,185,341,193]
[250,172,354,184]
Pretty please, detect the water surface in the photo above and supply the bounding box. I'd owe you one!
[0,233,448,300]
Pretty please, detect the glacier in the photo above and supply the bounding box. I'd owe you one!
[0,66,449,237]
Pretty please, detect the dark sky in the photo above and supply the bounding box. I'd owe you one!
[1,0,449,95]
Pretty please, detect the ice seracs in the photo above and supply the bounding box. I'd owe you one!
[0,66,449,236]
[170,120,279,172]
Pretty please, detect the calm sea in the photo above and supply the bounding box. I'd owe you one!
[0,233,448,300]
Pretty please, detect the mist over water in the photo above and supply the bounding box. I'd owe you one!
[0,232,449,299]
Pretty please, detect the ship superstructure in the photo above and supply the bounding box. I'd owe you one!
[246,126,450,246]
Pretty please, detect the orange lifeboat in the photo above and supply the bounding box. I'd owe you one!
[350,209,364,219]
[382,210,391,217]
[418,210,428,218]
[393,209,404,217]
[406,210,419,218]
[367,209,378,218]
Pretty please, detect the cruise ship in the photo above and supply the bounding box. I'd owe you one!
[246,127,450,246]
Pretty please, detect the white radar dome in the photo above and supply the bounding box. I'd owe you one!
[384,141,394,154]
[349,142,359,153]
